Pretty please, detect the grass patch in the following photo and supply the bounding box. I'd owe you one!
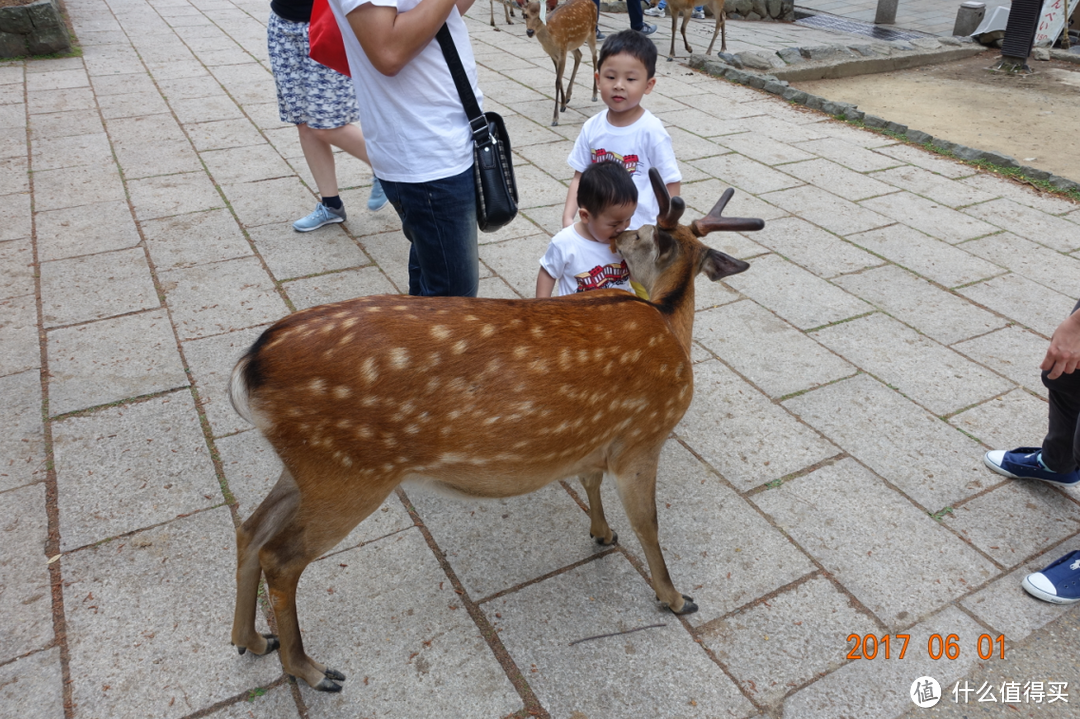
[929,506,954,521]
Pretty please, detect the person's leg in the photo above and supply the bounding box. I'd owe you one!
[1042,300,1080,471]
[380,167,479,297]
[627,0,646,30]
[296,123,340,199]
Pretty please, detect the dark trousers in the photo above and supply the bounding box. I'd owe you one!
[1041,298,1080,472]
[380,166,480,298]
[627,0,645,30]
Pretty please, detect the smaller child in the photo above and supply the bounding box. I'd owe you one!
[536,161,638,298]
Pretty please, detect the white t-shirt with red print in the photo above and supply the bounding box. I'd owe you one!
[540,224,634,298]
[567,109,681,231]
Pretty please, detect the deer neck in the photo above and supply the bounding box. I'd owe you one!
[646,256,698,356]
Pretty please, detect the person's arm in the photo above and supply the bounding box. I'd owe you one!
[347,0,461,77]
[456,0,476,12]
[562,172,582,228]
[536,268,557,298]
[665,181,680,200]
[1042,309,1080,379]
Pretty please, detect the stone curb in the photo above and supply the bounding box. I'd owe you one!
[688,52,1080,192]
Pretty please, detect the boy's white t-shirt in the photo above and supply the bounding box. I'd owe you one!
[567,109,681,230]
[327,0,482,183]
[540,224,634,297]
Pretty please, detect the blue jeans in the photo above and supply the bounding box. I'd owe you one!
[628,0,644,30]
[380,166,479,297]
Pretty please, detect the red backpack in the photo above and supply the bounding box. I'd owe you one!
[308,0,351,77]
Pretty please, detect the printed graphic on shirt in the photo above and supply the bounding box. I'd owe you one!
[574,261,630,292]
[591,148,639,176]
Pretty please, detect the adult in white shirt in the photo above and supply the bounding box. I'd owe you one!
[327,0,482,296]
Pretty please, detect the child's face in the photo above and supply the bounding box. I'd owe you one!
[580,201,636,243]
[596,52,655,117]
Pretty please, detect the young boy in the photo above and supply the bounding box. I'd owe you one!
[537,161,638,298]
[561,29,680,233]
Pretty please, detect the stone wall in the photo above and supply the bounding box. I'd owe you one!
[599,0,794,21]
[0,0,71,58]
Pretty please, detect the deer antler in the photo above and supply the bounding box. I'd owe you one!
[648,168,684,231]
[690,188,766,236]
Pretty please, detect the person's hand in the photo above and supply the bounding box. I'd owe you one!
[1041,310,1080,379]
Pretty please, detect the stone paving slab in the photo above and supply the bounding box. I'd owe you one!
[4,2,1080,717]
[0,483,53,663]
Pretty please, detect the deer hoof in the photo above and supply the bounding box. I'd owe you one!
[591,531,618,546]
[235,645,246,655]
[313,677,343,693]
[671,595,698,615]
[323,667,346,682]
[262,634,280,653]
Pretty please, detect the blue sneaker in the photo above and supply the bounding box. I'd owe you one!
[983,447,1080,486]
[293,203,345,232]
[1022,550,1080,604]
[367,178,388,212]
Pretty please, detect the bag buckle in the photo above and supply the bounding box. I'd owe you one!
[470,115,491,146]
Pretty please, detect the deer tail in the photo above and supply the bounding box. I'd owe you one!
[228,351,257,426]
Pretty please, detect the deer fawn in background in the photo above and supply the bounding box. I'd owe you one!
[666,0,726,60]
[491,0,557,27]
[227,169,763,692]
[518,0,598,125]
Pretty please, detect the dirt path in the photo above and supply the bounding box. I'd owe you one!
[795,50,1080,181]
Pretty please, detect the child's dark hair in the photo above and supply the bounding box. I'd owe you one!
[598,29,658,79]
[577,160,638,217]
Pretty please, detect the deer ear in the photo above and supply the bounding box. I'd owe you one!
[701,249,749,281]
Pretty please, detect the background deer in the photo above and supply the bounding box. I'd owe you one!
[491,0,557,27]
[517,0,598,125]
[665,0,726,60]
[227,169,763,692]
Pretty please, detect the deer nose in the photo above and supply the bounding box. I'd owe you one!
[526,29,535,37]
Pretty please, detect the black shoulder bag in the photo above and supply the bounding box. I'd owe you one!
[435,24,518,233]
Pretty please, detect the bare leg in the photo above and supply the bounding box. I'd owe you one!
[297,123,374,199]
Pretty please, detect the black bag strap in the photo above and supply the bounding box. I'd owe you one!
[435,23,491,147]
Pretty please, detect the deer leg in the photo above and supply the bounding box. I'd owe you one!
[563,48,582,111]
[668,16,679,60]
[588,39,598,102]
[258,473,400,691]
[705,17,724,55]
[579,471,617,545]
[231,468,300,656]
[681,15,694,54]
[552,55,566,126]
[612,453,697,615]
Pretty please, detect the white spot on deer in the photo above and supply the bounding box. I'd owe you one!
[309,378,327,394]
[388,347,410,370]
[481,324,495,338]
[338,332,356,346]
[577,349,590,364]
[393,305,408,311]
[362,396,379,407]
[452,340,468,355]
[425,352,442,370]
[447,378,467,393]
[513,345,529,360]
[404,424,419,435]
[465,315,479,322]
[333,386,352,400]
[530,326,545,339]
[530,358,549,373]
[361,357,378,385]
[341,456,353,467]
[336,418,352,430]
[558,348,573,370]
[342,317,358,329]
[366,306,381,313]
[441,452,465,463]
[355,426,373,439]
[483,416,501,425]
[431,325,451,341]
[425,376,443,393]
[383,436,398,448]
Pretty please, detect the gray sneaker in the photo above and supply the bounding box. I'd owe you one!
[293,203,346,232]
[644,6,665,16]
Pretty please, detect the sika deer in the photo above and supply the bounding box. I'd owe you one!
[665,0,726,60]
[491,0,557,27]
[228,169,763,692]
[518,0,598,125]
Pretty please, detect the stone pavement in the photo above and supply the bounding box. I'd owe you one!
[3,1,1080,718]
[796,0,1011,37]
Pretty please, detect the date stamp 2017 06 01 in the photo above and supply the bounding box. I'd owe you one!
[846,633,1006,661]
